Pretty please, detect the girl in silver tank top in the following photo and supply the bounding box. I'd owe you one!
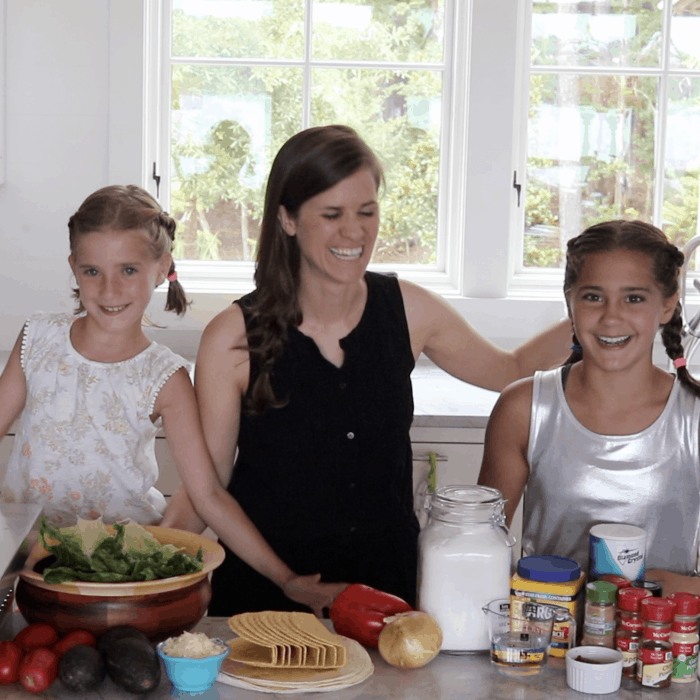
[479,220,700,597]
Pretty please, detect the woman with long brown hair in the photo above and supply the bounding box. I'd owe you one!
[162,125,572,615]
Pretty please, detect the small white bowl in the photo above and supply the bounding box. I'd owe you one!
[566,646,623,694]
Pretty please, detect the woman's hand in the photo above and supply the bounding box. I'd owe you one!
[281,575,349,618]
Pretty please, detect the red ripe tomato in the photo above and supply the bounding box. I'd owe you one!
[14,623,60,652]
[0,641,23,684]
[52,630,97,657]
[19,647,59,693]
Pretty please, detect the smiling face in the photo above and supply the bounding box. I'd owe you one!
[567,248,678,372]
[69,228,171,336]
[278,168,379,287]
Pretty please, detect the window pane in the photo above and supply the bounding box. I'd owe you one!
[531,0,662,68]
[311,68,441,264]
[172,0,304,59]
[312,0,445,62]
[670,4,700,69]
[663,77,700,249]
[170,65,303,261]
[525,74,657,268]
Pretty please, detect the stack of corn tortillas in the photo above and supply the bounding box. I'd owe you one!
[217,611,373,693]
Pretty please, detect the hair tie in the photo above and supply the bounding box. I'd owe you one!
[674,357,687,369]
[570,344,582,352]
[167,272,178,283]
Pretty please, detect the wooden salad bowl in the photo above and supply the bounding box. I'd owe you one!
[16,526,225,641]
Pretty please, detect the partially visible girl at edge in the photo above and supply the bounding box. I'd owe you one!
[0,185,339,613]
[161,125,574,616]
[478,220,700,596]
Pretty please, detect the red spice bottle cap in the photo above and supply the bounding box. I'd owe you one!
[640,597,677,622]
[600,574,631,589]
[618,586,653,612]
[667,593,700,617]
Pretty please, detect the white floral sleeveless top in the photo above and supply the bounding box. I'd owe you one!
[0,313,191,526]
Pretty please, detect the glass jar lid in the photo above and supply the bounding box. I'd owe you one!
[428,485,505,523]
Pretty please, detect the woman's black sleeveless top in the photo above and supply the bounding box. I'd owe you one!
[209,272,419,614]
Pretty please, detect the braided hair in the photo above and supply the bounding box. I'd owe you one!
[68,185,188,316]
[562,219,700,398]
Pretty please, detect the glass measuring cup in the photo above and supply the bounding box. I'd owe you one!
[482,598,576,675]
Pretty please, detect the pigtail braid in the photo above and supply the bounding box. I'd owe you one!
[662,303,700,399]
[562,331,583,366]
[158,210,189,317]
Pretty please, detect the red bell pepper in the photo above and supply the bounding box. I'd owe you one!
[329,583,413,648]
[0,641,23,684]
[19,648,59,693]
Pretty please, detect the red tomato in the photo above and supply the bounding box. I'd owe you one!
[19,648,59,693]
[14,623,60,651]
[52,630,97,657]
[0,641,23,685]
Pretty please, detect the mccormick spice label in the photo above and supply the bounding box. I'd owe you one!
[637,648,673,687]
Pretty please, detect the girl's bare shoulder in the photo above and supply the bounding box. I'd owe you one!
[490,376,535,428]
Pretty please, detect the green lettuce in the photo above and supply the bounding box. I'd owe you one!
[38,517,204,584]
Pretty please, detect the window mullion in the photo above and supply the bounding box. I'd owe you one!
[652,0,673,227]
[303,0,314,129]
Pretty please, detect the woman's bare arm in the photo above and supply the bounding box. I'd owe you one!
[400,279,571,390]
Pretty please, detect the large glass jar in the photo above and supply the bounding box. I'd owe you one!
[417,485,515,653]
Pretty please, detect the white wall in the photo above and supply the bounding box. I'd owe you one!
[0,0,111,349]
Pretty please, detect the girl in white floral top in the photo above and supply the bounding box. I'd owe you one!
[0,185,342,613]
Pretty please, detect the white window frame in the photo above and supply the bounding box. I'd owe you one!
[108,0,570,346]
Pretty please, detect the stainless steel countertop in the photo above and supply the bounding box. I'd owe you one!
[1,612,698,699]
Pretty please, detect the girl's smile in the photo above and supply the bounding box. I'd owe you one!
[68,228,170,359]
[567,248,678,372]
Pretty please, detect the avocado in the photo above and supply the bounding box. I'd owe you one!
[58,645,106,693]
[97,625,150,655]
[103,636,161,694]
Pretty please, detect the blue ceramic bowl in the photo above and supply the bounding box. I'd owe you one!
[156,638,229,694]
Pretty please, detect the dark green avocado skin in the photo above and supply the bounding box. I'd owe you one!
[103,636,161,694]
[59,645,107,693]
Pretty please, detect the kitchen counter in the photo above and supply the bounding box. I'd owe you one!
[1,612,698,699]
[0,350,498,432]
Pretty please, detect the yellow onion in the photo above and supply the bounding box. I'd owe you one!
[377,611,442,669]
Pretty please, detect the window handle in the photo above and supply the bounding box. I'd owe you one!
[153,162,161,198]
[513,171,522,207]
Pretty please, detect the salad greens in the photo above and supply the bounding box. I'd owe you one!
[38,517,204,584]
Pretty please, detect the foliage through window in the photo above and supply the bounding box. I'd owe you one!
[523,0,700,270]
[164,0,447,266]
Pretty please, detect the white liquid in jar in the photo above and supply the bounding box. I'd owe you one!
[418,522,511,652]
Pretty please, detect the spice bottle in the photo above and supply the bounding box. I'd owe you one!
[615,587,653,677]
[667,593,700,683]
[631,580,663,598]
[581,581,617,647]
[636,597,677,688]
[601,574,631,591]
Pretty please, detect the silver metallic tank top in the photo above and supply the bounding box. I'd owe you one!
[522,366,700,575]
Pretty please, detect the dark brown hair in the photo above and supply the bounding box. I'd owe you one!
[68,185,188,316]
[246,125,384,412]
[563,219,700,396]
